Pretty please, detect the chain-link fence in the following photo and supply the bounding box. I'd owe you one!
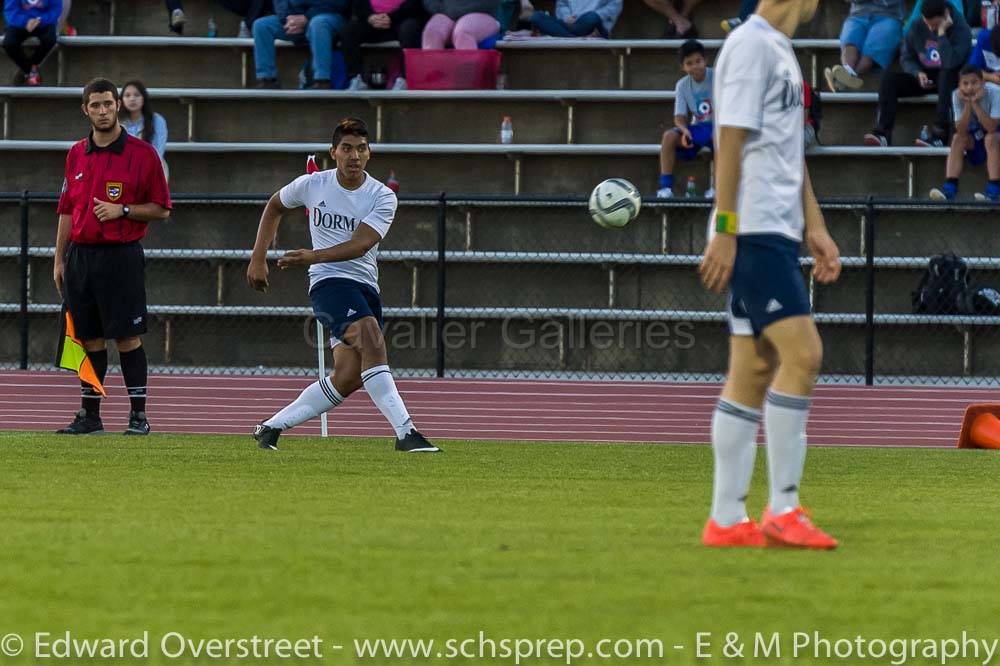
[2,192,998,384]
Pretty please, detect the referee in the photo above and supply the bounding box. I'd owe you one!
[54,78,172,436]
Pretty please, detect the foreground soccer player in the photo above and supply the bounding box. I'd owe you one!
[246,118,439,453]
[699,0,840,549]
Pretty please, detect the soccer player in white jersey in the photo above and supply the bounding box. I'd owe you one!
[246,117,439,453]
[698,0,841,549]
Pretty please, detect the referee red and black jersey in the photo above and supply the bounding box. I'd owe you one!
[57,129,172,243]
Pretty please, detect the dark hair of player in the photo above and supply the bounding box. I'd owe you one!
[332,117,369,148]
[679,39,705,63]
[921,0,948,19]
[82,78,120,106]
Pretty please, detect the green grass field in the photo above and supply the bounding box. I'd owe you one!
[2,431,998,665]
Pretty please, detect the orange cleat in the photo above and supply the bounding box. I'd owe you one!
[761,507,838,550]
[702,518,766,548]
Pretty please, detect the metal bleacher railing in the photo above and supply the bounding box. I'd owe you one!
[3,192,1000,385]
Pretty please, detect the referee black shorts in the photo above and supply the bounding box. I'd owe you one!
[64,241,148,341]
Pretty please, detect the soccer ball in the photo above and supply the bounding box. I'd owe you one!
[589,179,641,229]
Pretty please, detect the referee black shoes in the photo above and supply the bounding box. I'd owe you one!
[395,430,441,453]
[124,411,151,436]
[253,423,281,450]
[56,409,104,435]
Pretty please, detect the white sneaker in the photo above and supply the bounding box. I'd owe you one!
[238,20,252,38]
[704,187,716,199]
[829,64,863,91]
[656,187,674,199]
[347,75,369,91]
[391,77,407,91]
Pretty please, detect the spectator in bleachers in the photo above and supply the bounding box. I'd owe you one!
[253,0,350,88]
[421,0,500,49]
[864,0,971,147]
[824,0,904,92]
[970,25,1000,82]
[904,0,975,33]
[657,39,712,199]
[529,0,622,38]
[721,0,757,33]
[642,0,701,39]
[3,0,61,85]
[929,65,1000,200]
[343,0,426,90]
[804,80,821,147]
[119,80,170,180]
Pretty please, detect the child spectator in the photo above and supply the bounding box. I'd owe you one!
[3,0,61,85]
[529,0,622,39]
[929,66,1000,200]
[970,26,1000,83]
[120,80,170,180]
[253,0,349,88]
[825,0,905,92]
[642,0,702,38]
[343,0,426,90]
[421,0,500,50]
[864,0,971,147]
[657,40,713,199]
[721,0,757,33]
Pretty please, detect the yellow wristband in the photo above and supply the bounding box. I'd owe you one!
[715,210,738,235]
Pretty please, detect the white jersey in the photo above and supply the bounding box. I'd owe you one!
[279,169,396,292]
[712,14,806,241]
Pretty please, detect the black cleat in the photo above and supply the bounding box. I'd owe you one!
[56,409,104,435]
[395,430,441,453]
[253,423,281,450]
[124,410,151,436]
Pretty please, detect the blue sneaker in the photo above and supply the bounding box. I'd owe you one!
[975,183,1000,202]
[929,183,957,201]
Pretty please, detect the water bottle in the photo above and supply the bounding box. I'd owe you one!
[500,116,514,145]
[919,125,931,144]
[387,170,400,193]
[207,15,217,38]
[685,176,697,198]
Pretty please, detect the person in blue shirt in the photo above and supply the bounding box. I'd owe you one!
[119,80,171,181]
[252,0,349,88]
[970,27,1000,84]
[3,0,62,85]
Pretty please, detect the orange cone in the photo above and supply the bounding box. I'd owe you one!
[957,404,1000,449]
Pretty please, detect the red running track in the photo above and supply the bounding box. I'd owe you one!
[0,370,989,447]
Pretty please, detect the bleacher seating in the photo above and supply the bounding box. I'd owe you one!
[1,0,997,379]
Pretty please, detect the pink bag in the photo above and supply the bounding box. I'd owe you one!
[404,49,502,90]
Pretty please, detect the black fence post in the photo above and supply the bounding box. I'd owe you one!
[864,197,876,386]
[435,192,447,378]
[19,190,30,370]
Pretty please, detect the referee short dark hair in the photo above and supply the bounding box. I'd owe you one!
[332,117,369,147]
[82,78,120,106]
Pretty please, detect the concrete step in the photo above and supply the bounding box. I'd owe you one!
[0,141,981,198]
[0,88,932,147]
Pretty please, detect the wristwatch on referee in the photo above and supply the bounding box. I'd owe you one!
[122,205,131,218]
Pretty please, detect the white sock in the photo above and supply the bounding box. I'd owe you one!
[361,365,415,439]
[710,399,761,527]
[764,389,811,515]
[264,376,343,430]
[843,63,858,77]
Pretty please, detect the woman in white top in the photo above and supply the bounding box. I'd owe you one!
[119,80,170,180]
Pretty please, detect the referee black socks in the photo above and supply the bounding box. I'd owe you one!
[81,349,108,419]
[119,346,148,414]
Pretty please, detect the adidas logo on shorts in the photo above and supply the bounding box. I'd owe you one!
[765,299,783,313]
[347,308,357,316]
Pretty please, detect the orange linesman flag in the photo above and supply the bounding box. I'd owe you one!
[56,307,107,397]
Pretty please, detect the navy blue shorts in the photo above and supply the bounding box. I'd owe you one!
[728,234,811,337]
[676,122,714,161]
[966,127,989,166]
[309,277,384,346]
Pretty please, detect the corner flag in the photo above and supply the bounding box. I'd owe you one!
[55,306,107,397]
